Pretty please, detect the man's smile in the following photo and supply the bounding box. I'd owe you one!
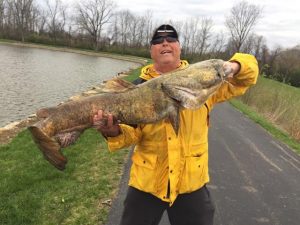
[160,50,172,55]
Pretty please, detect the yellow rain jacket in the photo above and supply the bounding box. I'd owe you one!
[107,53,259,205]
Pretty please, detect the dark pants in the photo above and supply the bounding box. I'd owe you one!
[120,185,215,225]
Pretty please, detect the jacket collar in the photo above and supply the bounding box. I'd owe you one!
[140,60,189,81]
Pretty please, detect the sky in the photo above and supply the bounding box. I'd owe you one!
[62,0,300,49]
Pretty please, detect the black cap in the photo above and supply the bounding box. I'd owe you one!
[150,24,178,44]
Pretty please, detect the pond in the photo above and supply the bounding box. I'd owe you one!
[0,44,141,127]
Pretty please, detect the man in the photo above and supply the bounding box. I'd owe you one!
[93,24,258,225]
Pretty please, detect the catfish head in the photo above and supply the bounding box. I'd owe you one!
[161,59,227,109]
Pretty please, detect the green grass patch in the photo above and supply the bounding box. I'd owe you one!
[0,38,17,43]
[238,76,300,142]
[123,59,152,82]
[0,129,129,225]
[230,98,300,154]
[124,66,143,82]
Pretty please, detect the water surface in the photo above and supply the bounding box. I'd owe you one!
[0,44,140,127]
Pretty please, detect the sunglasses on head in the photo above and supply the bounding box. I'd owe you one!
[151,36,178,45]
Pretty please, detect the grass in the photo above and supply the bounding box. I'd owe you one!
[230,75,300,154]
[124,66,146,82]
[0,129,130,225]
[236,76,300,144]
[0,38,17,43]
[230,99,300,154]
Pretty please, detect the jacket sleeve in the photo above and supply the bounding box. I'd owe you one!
[209,53,259,105]
[106,124,142,152]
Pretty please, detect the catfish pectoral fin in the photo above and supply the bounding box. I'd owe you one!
[168,105,180,135]
[28,126,67,170]
[55,130,82,148]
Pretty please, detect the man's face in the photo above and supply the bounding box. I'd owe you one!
[150,36,181,66]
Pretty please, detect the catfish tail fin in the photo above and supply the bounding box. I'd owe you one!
[28,125,67,170]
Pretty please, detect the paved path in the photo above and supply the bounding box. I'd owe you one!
[106,102,300,225]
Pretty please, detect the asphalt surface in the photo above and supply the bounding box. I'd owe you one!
[105,102,300,225]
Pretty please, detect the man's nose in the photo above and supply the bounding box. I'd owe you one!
[162,39,169,45]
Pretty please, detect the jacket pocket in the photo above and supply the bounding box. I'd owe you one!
[190,143,208,156]
[179,154,208,193]
[131,152,157,169]
[129,152,158,192]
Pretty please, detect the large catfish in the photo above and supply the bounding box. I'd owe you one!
[28,59,228,170]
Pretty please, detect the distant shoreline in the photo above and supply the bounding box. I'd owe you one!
[0,41,148,66]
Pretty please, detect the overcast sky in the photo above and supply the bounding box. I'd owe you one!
[63,0,300,49]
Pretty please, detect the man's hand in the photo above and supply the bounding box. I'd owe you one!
[223,61,241,77]
[93,110,121,137]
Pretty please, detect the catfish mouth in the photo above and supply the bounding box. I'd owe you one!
[215,64,227,81]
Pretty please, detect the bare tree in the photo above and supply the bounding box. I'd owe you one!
[0,0,4,32]
[110,9,153,51]
[8,0,35,41]
[252,34,265,58]
[36,6,47,34]
[273,48,300,83]
[114,10,133,51]
[142,10,153,47]
[134,15,146,47]
[109,14,120,46]
[242,33,265,56]
[261,46,281,76]
[45,0,67,43]
[181,18,197,56]
[75,0,115,50]
[2,0,13,37]
[198,17,213,57]
[225,0,263,52]
[181,17,213,58]
[209,32,226,58]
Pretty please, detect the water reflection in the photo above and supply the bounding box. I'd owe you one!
[0,44,140,127]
